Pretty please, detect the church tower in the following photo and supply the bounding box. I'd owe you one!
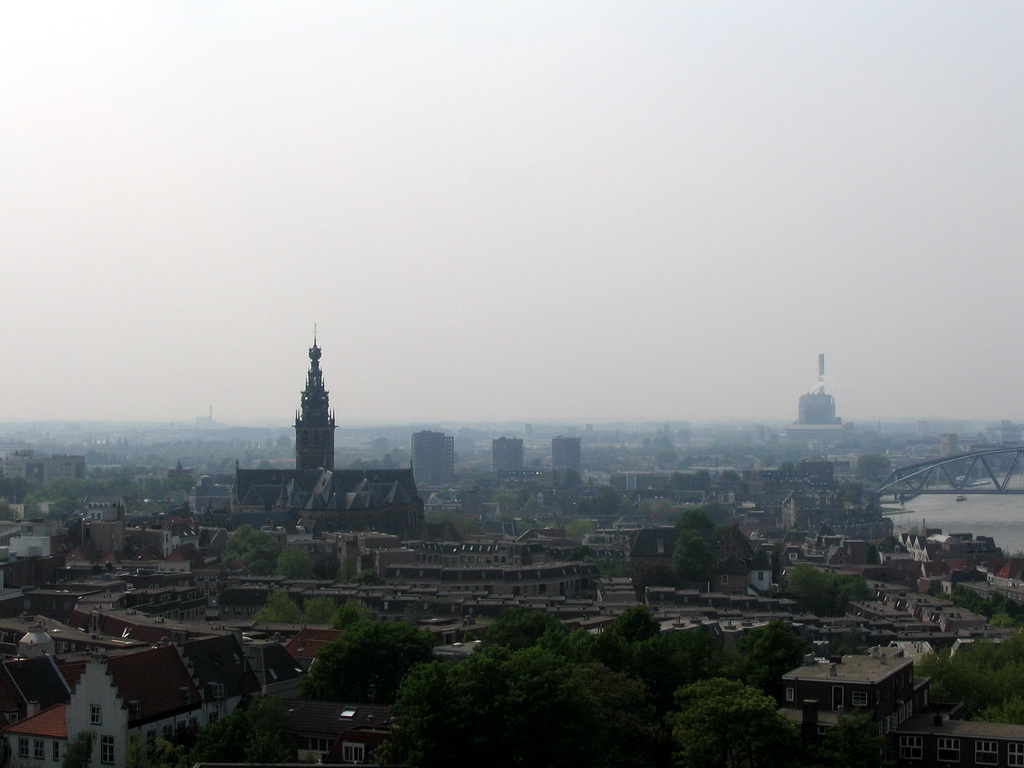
[295,335,336,470]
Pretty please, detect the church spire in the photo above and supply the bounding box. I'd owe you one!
[295,333,336,470]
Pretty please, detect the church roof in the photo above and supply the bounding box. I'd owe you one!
[235,469,419,512]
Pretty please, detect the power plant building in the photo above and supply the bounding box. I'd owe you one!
[787,354,847,446]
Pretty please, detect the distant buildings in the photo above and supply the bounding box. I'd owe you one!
[411,431,454,486]
[492,437,524,474]
[551,436,581,475]
[0,451,84,483]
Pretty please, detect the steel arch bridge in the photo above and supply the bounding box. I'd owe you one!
[874,447,1024,502]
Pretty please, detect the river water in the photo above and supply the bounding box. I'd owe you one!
[886,494,1024,556]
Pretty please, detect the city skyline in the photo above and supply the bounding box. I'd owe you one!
[3,3,1022,424]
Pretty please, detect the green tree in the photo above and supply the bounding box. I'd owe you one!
[276,545,314,579]
[817,710,893,768]
[786,564,873,616]
[668,678,799,768]
[565,518,596,538]
[301,595,338,624]
[602,604,660,645]
[481,606,569,651]
[62,733,95,768]
[301,621,435,704]
[333,598,370,628]
[572,661,669,768]
[677,509,715,531]
[388,647,605,768]
[189,697,293,764]
[728,619,809,702]
[223,525,282,575]
[673,529,715,582]
[918,633,1024,719]
[255,590,302,624]
[641,628,727,715]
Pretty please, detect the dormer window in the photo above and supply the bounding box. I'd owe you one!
[180,687,191,703]
[128,700,141,718]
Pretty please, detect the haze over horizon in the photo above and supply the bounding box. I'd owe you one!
[4,3,1022,425]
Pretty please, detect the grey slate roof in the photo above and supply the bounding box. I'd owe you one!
[182,634,260,700]
[3,656,70,710]
[243,642,304,688]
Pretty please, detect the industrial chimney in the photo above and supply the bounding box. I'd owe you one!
[818,353,825,381]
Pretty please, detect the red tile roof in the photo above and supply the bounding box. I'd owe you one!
[283,628,343,660]
[3,704,67,738]
[55,660,87,692]
[104,646,200,722]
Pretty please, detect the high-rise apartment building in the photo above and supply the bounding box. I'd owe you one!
[411,431,455,486]
[551,436,582,475]
[492,437,524,474]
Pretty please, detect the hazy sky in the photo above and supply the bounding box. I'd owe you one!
[3,2,1022,425]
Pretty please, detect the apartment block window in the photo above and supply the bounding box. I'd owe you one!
[100,735,114,765]
[899,736,923,760]
[34,739,44,759]
[937,737,960,762]
[851,691,868,707]
[90,705,102,725]
[1010,743,1024,767]
[976,741,998,765]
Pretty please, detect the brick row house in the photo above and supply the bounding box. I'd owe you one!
[782,648,1024,767]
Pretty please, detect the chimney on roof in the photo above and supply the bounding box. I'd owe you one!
[26,701,39,718]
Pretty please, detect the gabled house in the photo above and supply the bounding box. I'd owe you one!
[64,646,203,767]
[179,634,259,720]
[0,656,71,725]
[4,703,67,767]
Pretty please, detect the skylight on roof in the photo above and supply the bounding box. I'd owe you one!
[341,709,356,718]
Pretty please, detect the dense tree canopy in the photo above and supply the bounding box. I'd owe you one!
[301,620,435,704]
[480,606,570,651]
[727,619,809,703]
[276,545,314,579]
[222,525,282,575]
[389,647,620,768]
[189,697,293,764]
[668,678,799,768]
[918,633,1024,721]
[786,564,873,616]
[254,590,302,624]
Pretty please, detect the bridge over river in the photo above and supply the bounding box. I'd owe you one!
[874,447,1024,502]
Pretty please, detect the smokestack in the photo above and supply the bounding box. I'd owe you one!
[818,354,825,380]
